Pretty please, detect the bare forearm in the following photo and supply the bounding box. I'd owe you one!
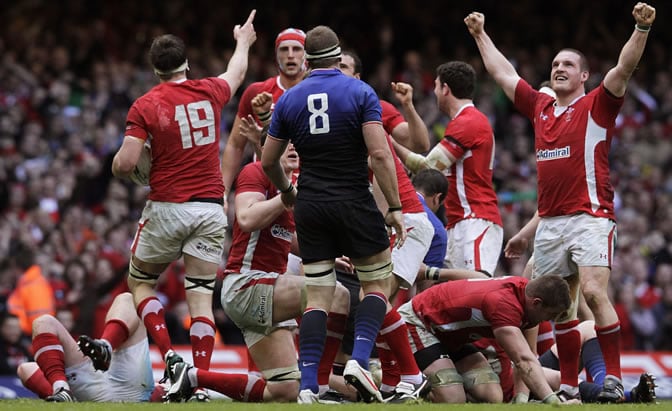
[237,195,286,232]
[514,359,554,400]
[473,32,519,101]
[399,104,430,152]
[370,153,401,208]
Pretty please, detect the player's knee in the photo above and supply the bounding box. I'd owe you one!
[262,365,301,402]
[267,381,300,402]
[185,273,216,295]
[128,260,160,287]
[355,260,393,283]
[331,282,351,314]
[16,362,38,382]
[429,367,466,403]
[31,314,57,334]
[462,367,502,403]
[304,261,336,287]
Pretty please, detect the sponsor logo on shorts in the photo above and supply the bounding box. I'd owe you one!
[196,242,218,255]
[255,295,267,324]
[536,146,570,161]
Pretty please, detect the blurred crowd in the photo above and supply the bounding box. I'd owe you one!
[1,0,672,373]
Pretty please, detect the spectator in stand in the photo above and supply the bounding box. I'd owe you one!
[652,283,672,350]
[0,312,33,375]
[465,2,656,402]
[7,244,55,336]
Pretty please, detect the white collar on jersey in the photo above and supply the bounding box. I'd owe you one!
[453,102,475,119]
[553,93,585,116]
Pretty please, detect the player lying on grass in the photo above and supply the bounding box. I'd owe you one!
[17,292,269,403]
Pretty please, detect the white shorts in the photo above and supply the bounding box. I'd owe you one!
[397,301,439,353]
[131,200,227,264]
[392,212,434,288]
[221,271,298,347]
[66,339,154,402]
[533,214,616,278]
[444,218,503,275]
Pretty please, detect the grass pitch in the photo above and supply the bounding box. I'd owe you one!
[0,399,669,410]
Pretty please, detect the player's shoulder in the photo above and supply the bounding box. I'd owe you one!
[246,77,278,92]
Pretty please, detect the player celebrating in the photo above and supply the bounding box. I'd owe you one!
[465,2,656,402]
[111,11,257,401]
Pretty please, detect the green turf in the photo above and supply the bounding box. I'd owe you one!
[0,399,670,410]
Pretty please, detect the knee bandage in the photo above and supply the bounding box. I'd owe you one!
[128,261,160,286]
[303,261,336,286]
[355,260,393,282]
[185,274,217,295]
[262,364,301,384]
[429,368,464,388]
[461,367,500,390]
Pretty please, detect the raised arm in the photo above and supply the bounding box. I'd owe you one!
[464,12,521,102]
[390,82,431,152]
[602,2,656,97]
[218,10,257,94]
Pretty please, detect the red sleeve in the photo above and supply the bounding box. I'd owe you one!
[234,163,272,195]
[513,78,539,121]
[380,100,405,135]
[237,82,264,119]
[439,118,468,159]
[592,82,625,127]
[204,77,232,109]
[483,289,525,330]
[124,102,149,141]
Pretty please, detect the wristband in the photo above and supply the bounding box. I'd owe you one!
[257,111,272,122]
[279,183,294,194]
[425,266,440,281]
[635,24,651,32]
[388,206,402,213]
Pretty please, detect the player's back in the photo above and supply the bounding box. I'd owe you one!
[271,69,381,201]
[128,78,231,202]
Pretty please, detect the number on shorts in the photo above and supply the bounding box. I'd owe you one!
[307,93,329,134]
[175,101,216,148]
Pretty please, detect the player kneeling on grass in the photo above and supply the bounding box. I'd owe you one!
[397,275,577,404]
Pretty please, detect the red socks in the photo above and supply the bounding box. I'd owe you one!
[596,321,622,379]
[100,319,129,351]
[555,320,581,387]
[190,316,216,370]
[33,333,66,387]
[137,296,172,356]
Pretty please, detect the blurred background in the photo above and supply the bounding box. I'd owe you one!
[1,0,671,373]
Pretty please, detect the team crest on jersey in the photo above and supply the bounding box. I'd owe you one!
[270,224,292,242]
[537,146,570,161]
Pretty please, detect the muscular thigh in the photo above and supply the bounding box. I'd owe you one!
[133,201,227,264]
[221,271,297,347]
[445,219,503,275]
[534,214,615,278]
[392,212,434,288]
